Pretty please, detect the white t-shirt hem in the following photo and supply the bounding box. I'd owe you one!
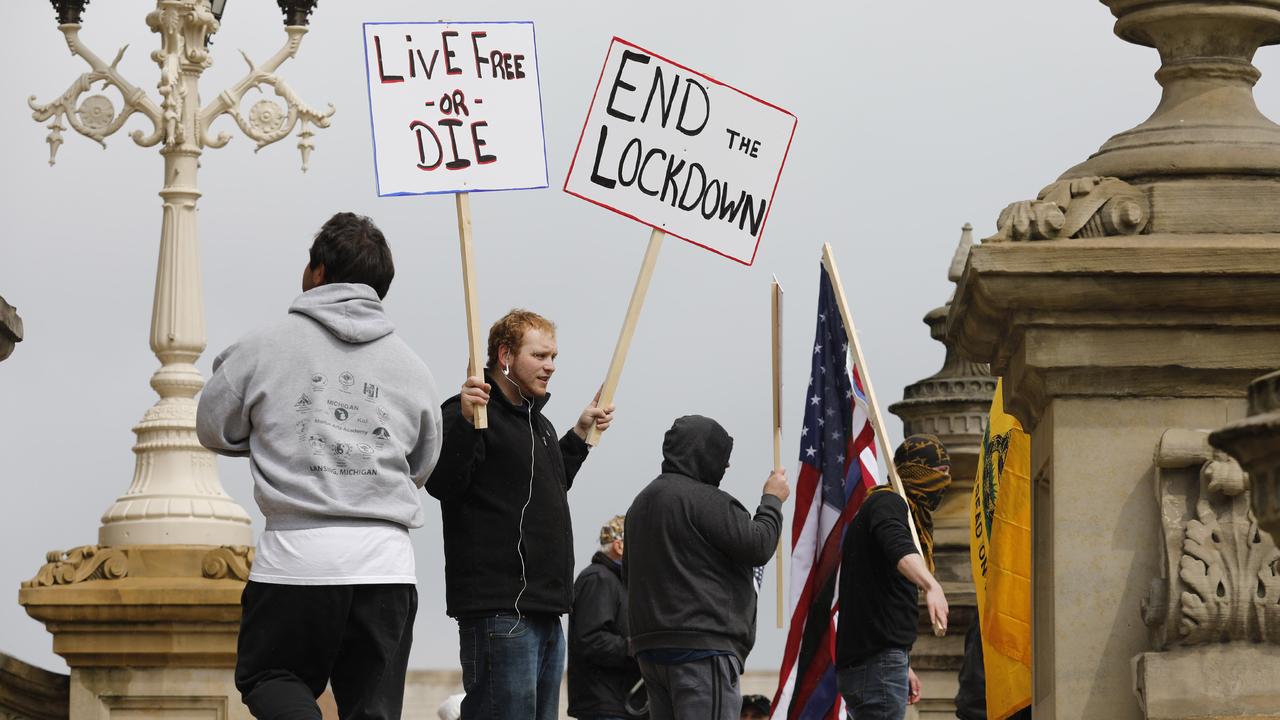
[247,572,417,586]
[251,525,416,585]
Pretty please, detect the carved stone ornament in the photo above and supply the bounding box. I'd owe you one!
[1144,430,1280,649]
[248,99,285,135]
[76,94,115,131]
[201,545,254,581]
[987,176,1149,242]
[21,546,128,588]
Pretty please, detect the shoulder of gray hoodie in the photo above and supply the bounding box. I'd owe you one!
[196,283,442,530]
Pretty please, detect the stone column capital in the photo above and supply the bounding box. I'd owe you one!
[947,235,1280,429]
[18,545,249,668]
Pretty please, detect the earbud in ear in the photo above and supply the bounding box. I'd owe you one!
[503,364,511,376]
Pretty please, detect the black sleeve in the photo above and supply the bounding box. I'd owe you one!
[570,571,629,668]
[869,493,918,567]
[559,429,590,490]
[698,492,784,567]
[424,397,486,501]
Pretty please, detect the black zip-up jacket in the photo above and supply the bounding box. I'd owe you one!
[425,371,590,617]
[568,552,645,719]
[624,415,783,663]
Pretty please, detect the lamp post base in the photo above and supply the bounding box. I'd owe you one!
[19,544,253,719]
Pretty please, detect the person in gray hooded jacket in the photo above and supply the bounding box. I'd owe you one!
[624,415,790,720]
[197,212,442,720]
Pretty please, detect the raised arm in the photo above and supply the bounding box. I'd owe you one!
[698,469,790,567]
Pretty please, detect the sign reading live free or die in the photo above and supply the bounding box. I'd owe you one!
[565,38,797,265]
[363,22,548,196]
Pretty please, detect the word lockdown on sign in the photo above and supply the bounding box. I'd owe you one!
[565,38,797,265]
[363,21,549,196]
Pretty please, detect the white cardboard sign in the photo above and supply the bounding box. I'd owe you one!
[564,38,797,266]
[363,21,548,196]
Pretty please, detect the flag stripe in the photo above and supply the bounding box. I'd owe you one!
[773,264,881,719]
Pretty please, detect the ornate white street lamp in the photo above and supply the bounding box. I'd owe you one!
[29,0,333,546]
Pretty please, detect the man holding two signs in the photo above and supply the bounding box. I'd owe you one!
[425,310,614,720]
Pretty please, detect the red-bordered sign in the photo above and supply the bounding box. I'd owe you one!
[564,37,797,266]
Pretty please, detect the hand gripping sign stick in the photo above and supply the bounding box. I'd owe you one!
[820,243,944,637]
[585,228,664,447]
[455,192,487,429]
[771,277,785,628]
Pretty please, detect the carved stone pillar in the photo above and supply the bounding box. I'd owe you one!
[1133,430,1280,719]
[889,224,995,720]
[1211,371,1280,540]
[0,295,23,363]
[945,1,1280,717]
[891,224,996,558]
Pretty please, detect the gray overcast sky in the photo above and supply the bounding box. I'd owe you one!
[3,0,1277,675]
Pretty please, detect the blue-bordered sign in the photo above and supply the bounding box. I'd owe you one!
[363,21,548,196]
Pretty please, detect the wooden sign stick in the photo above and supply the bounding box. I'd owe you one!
[456,192,487,429]
[586,228,665,447]
[771,277,785,629]
[820,243,923,557]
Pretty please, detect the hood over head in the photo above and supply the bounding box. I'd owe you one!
[289,283,394,344]
[660,415,734,487]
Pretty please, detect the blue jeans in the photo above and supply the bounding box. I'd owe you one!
[458,613,565,720]
[836,648,909,720]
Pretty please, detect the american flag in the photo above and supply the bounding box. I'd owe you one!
[772,263,885,719]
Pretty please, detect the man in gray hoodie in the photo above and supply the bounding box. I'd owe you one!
[197,212,442,720]
[624,415,790,720]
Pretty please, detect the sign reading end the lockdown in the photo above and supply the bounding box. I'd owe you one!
[564,38,796,266]
[363,21,548,196]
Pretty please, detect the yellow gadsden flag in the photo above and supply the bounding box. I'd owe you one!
[970,379,1031,719]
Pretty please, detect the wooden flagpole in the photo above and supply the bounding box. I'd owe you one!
[820,243,923,557]
[456,192,487,429]
[586,227,665,446]
[771,277,785,629]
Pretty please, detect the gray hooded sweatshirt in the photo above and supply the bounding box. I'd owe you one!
[197,283,441,531]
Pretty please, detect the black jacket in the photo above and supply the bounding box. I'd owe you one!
[624,415,783,663]
[425,371,590,617]
[568,552,645,719]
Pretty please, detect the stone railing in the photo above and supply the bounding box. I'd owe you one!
[0,653,68,720]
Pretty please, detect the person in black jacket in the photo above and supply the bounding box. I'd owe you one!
[568,515,646,720]
[835,434,951,720]
[425,309,615,720]
[625,415,790,720]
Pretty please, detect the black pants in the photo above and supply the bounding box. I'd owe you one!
[235,581,417,720]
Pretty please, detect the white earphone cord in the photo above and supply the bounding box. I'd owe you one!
[501,363,536,637]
